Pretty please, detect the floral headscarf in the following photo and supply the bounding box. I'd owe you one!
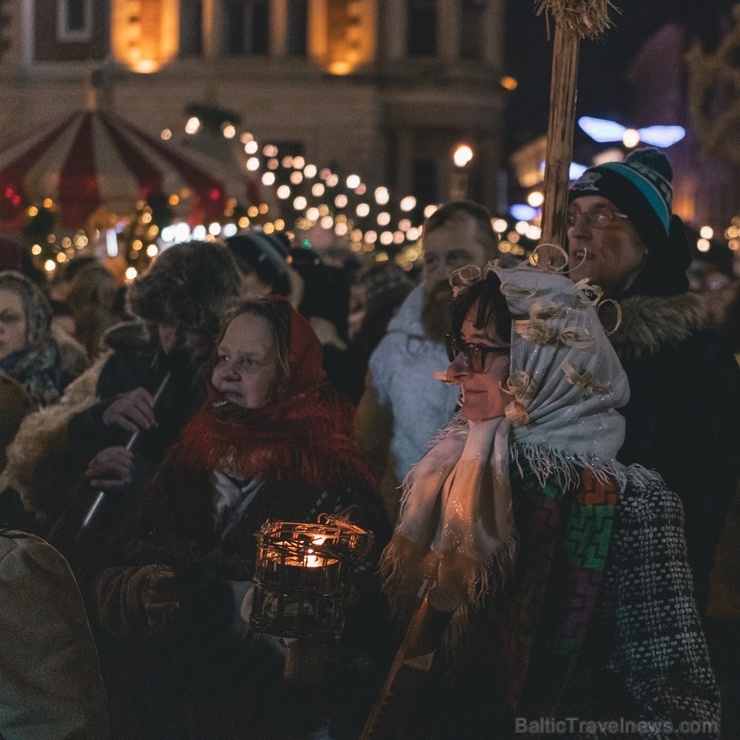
[381,256,630,618]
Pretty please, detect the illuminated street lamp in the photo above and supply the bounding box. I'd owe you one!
[450,143,474,200]
[453,144,474,168]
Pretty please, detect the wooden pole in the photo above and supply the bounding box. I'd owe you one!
[536,1,614,263]
[540,22,580,256]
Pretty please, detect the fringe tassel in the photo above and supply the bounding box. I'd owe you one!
[440,530,519,656]
[512,442,628,493]
[625,462,664,490]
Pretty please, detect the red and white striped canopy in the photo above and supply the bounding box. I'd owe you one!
[0,109,273,229]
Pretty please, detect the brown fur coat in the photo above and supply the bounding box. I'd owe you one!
[0,352,109,527]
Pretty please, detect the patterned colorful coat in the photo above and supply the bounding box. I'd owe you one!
[409,459,721,739]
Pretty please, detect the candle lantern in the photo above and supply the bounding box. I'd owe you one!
[250,515,373,640]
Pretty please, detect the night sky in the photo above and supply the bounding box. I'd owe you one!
[502,0,739,154]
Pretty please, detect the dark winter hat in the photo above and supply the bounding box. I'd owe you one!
[361,262,413,315]
[570,148,692,297]
[225,230,291,296]
[127,240,241,337]
[226,231,289,275]
[569,148,673,254]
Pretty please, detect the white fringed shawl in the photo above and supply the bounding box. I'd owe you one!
[381,264,631,620]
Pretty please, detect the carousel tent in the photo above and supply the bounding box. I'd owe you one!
[0,108,274,229]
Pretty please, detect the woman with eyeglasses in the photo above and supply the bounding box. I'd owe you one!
[376,258,720,738]
[567,148,740,622]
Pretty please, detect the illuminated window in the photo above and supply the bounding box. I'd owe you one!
[407,0,436,57]
[111,0,180,73]
[461,0,485,60]
[224,0,269,55]
[312,0,376,75]
[287,0,308,57]
[57,0,92,42]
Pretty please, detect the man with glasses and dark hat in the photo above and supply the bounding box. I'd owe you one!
[567,148,740,618]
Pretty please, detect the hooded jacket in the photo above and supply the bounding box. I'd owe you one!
[355,283,458,523]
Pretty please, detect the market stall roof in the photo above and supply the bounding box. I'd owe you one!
[0,108,275,229]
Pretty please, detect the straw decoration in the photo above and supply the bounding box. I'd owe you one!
[536,0,616,40]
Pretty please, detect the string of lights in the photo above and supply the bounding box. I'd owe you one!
[10,110,737,282]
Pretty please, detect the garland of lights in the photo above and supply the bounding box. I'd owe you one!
[18,104,539,279]
[685,7,740,250]
[686,8,740,164]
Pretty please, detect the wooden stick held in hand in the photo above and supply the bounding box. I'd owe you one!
[359,584,460,740]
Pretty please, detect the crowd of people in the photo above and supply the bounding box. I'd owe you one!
[0,146,738,739]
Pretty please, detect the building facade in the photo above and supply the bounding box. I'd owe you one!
[0,0,507,213]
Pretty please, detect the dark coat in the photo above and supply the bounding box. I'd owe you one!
[610,292,740,613]
[0,321,207,534]
[84,460,392,740]
[0,371,32,471]
[406,465,720,739]
[0,530,109,739]
[0,329,89,529]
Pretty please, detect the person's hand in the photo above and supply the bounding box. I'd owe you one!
[85,446,134,490]
[140,565,180,631]
[102,388,157,434]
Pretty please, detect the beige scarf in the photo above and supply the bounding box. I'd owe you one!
[383,416,515,610]
[380,263,631,631]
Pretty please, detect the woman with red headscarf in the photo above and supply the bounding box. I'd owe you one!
[82,297,390,740]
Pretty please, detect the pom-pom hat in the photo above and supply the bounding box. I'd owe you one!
[569,148,673,255]
[569,148,692,296]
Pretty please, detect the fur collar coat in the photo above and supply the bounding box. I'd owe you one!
[609,291,740,612]
[0,321,204,530]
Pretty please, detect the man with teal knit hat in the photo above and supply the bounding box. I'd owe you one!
[567,147,740,617]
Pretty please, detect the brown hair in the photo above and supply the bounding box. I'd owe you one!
[450,271,512,344]
[423,201,499,261]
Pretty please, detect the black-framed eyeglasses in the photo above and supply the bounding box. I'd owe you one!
[445,334,510,373]
[566,206,629,229]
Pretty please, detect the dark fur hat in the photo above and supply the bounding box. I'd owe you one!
[127,241,241,338]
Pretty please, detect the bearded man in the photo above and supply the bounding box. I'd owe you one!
[355,201,497,523]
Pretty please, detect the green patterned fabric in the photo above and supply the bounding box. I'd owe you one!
[490,454,618,712]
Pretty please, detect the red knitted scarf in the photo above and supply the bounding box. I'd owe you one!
[168,298,373,492]
[171,385,372,491]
